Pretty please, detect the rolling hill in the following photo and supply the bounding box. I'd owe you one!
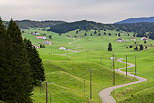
[22,28,154,103]
[4,20,65,29]
[48,20,115,33]
[115,17,154,24]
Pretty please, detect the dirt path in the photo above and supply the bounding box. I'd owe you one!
[99,58,147,103]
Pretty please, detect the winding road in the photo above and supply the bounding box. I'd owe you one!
[99,58,147,103]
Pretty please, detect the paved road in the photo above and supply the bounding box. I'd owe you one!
[99,58,147,103]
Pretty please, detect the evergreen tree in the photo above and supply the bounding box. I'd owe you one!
[104,32,106,35]
[2,19,33,103]
[118,33,121,36]
[129,45,133,48]
[134,42,137,44]
[98,33,101,36]
[94,30,97,34]
[139,44,144,50]
[134,46,138,51]
[108,43,112,51]
[76,30,79,34]
[0,18,8,101]
[24,39,45,85]
[40,44,43,48]
[49,35,52,39]
[109,33,111,36]
[84,32,87,36]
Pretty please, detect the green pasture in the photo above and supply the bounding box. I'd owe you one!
[22,28,154,103]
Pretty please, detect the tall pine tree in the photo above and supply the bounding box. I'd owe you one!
[2,19,33,103]
[24,39,45,85]
[0,18,8,101]
[139,44,144,50]
[108,43,112,51]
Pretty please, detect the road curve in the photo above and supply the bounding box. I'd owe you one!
[99,58,147,103]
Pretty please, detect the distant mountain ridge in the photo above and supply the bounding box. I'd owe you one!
[4,20,66,29]
[115,17,154,24]
[3,19,154,40]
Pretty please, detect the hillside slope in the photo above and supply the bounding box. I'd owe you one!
[4,20,65,29]
[48,20,115,33]
[115,17,154,24]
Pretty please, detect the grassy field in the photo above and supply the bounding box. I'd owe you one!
[22,28,154,103]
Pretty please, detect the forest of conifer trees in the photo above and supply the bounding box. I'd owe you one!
[0,18,45,103]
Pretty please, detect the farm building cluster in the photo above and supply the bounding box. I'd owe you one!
[31,32,52,47]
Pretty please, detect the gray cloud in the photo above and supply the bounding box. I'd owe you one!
[0,0,154,23]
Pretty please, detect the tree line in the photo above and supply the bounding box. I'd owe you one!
[0,18,45,103]
[4,20,65,29]
[114,22,154,39]
[4,20,154,39]
[49,20,154,39]
[48,20,115,33]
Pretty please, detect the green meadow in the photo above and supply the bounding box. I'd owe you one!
[22,28,154,103]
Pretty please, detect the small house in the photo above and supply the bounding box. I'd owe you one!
[116,38,123,42]
[59,47,66,50]
[32,32,41,35]
[141,37,148,41]
[36,36,47,40]
[35,33,41,35]
[42,40,52,45]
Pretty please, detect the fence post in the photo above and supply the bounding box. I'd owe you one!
[46,82,48,103]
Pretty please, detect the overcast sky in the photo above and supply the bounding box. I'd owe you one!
[0,0,154,23]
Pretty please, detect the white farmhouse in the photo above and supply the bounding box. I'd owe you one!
[59,47,66,50]
[141,37,148,41]
[36,36,47,40]
[35,33,41,35]
[116,38,123,42]
[42,40,52,45]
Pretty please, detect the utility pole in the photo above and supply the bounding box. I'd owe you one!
[113,53,115,85]
[89,69,92,99]
[100,57,102,65]
[50,46,52,55]
[135,56,137,75]
[84,80,86,93]
[40,81,42,94]
[50,93,51,103]
[46,82,48,103]
[126,55,128,76]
